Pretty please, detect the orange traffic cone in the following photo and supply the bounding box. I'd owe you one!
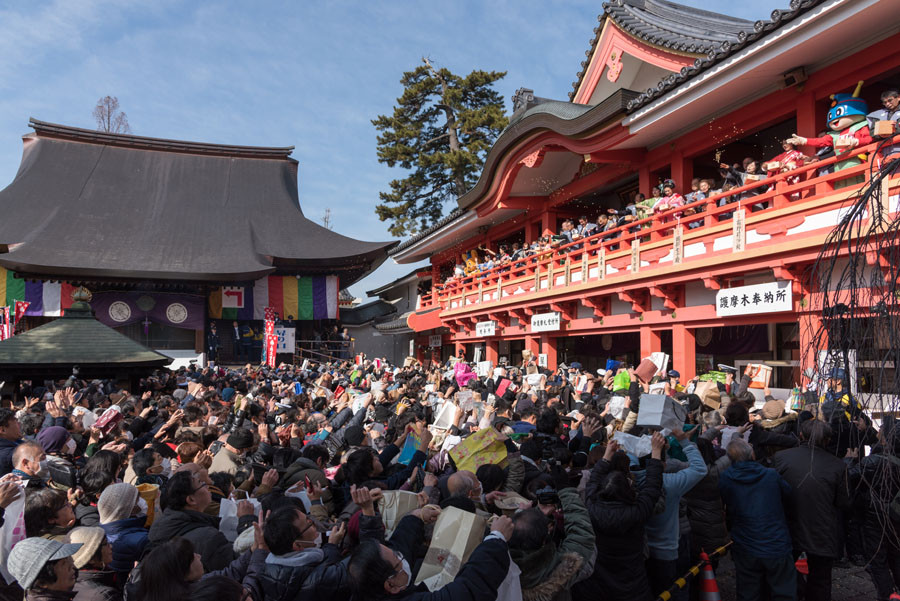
[699,552,721,601]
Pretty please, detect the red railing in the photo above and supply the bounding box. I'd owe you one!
[420,134,900,312]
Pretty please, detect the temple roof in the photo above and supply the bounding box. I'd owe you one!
[0,300,171,376]
[570,0,754,100]
[0,119,396,286]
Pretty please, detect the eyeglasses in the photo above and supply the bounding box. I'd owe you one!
[191,481,208,493]
[388,550,405,580]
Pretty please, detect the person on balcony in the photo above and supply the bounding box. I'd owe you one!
[654,179,685,224]
[719,158,768,210]
[764,140,809,200]
[867,89,900,160]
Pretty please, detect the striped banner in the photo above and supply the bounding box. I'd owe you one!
[209,275,339,321]
[0,268,76,316]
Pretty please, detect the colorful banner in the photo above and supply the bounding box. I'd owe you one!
[264,307,277,367]
[0,267,78,316]
[209,275,339,321]
[90,292,205,330]
[0,307,10,340]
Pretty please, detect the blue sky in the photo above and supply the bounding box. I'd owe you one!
[0,0,785,300]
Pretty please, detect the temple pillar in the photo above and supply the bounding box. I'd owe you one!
[540,333,558,371]
[672,324,696,379]
[640,327,662,358]
[486,340,499,365]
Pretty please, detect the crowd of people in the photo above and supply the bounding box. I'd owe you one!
[0,353,896,601]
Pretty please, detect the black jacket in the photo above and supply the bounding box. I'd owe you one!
[73,570,122,601]
[575,457,663,601]
[360,513,511,601]
[147,508,234,571]
[773,443,850,558]
[259,544,351,601]
[683,456,731,556]
[0,438,21,477]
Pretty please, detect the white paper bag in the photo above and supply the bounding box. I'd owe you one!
[0,487,26,584]
[606,396,626,420]
[379,490,420,538]
[218,496,262,542]
[612,431,653,457]
[495,555,523,601]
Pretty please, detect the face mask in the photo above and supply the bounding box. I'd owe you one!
[136,497,148,517]
[160,458,172,478]
[398,559,412,589]
[298,531,323,548]
[38,459,49,479]
[64,439,76,454]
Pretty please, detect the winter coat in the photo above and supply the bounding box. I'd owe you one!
[636,440,707,560]
[75,502,101,527]
[575,456,664,601]
[209,447,245,476]
[207,549,268,601]
[718,460,792,558]
[101,516,149,577]
[148,508,233,571]
[0,438,20,476]
[683,455,731,556]
[259,544,351,601]
[847,448,900,521]
[73,569,122,601]
[24,591,76,601]
[772,443,850,558]
[510,488,596,601]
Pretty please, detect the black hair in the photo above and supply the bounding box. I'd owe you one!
[724,403,749,427]
[343,448,377,486]
[599,470,637,503]
[881,89,899,99]
[160,470,196,511]
[264,506,304,556]
[132,448,158,479]
[509,508,550,551]
[348,539,391,594]
[0,408,16,428]
[83,450,123,481]
[189,575,245,601]
[136,537,194,601]
[183,405,203,424]
[536,409,560,435]
[301,443,329,466]
[81,469,115,504]
[32,558,64,589]
[475,464,506,493]
[209,472,233,496]
[24,488,68,537]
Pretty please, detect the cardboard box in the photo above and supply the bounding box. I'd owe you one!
[874,120,898,137]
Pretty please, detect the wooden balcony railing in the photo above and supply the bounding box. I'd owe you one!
[418,135,900,315]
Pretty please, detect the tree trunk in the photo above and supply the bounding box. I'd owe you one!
[424,58,467,197]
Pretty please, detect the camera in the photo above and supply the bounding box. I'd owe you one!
[535,486,560,506]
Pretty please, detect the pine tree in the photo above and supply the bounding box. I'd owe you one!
[373,58,508,237]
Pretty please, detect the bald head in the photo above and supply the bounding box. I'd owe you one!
[13,441,45,476]
[447,470,480,499]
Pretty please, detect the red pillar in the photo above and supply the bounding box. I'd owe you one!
[540,333,558,371]
[670,151,692,192]
[454,340,465,359]
[672,324,696,379]
[541,210,557,237]
[798,312,825,378]
[525,336,540,359]
[639,166,652,197]
[486,340,499,366]
[640,327,661,359]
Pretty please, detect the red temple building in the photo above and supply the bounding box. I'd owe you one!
[393,0,899,396]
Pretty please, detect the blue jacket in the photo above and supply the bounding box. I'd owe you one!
[718,460,792,558]
[634,440,707,559]
[101,516,149,575]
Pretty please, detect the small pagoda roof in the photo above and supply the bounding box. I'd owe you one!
[0,119,396,286]
[0,300,171,378]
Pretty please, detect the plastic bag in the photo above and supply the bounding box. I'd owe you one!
[0,486,26,584]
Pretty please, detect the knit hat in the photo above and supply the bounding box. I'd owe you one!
[227,428,255,450]
[344,425,365,447]
[172,389,188,401]
[36,426,70,454]
[7,537,82,589]
[98,482,139,524]
[760,399,786,420]
[68,527,106,569]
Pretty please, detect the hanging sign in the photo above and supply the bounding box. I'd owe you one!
[673,225,684,265]
[429,334,443,348]
[599,247,606,280]
[531,311,561,333]
[630,239,640,273]
[715,281,792,317]
[475,321,496,337]
[733,209,746,252]
[409,340,415,356]
[275,327,295,353]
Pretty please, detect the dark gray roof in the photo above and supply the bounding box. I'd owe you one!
[373,312,413,333]
[506,90,595,131]
[340,300,396,326]
[0,301,171,375]
[622,0,823,111]
[0,119,396,286]
[388,208,467,256]
[571,0,823,104]
[366,267,429,298]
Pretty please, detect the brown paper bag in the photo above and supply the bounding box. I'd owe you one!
[379,490,420,538]
[634,358,658,383]
[415,506,486,591]
[694,380,721,410]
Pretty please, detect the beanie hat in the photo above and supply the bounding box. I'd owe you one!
[760,399,786,421]
[68,527,106,569]
[36,426,70,454]
[227,428,255,450]
[98,482,139,524]
[344,425,365,447]
[7,537,82,590]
